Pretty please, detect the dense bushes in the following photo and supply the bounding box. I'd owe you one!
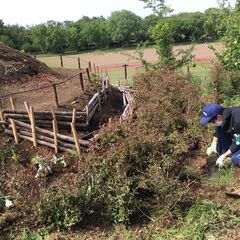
[39,184,91,230]
[206,62,240,104]
[38,70,207,230]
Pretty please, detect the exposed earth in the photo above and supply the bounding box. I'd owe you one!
[1,42,240,239]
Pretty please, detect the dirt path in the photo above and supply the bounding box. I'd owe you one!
[39,43,224,70]
[0,69,92,111]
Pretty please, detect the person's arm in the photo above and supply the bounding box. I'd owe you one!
[222,149,232,158]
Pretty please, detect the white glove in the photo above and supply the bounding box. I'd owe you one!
[216,154,227,167]
[207,142,218,156]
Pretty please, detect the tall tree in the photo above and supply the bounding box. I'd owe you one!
[108,10,142,47]
[139,0,173,16]
[45,22,67,53]
[218,3,240,70]
[31,24,47,52]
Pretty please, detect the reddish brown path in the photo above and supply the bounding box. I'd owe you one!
[76,42,224,71]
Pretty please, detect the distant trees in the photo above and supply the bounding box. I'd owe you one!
[108,10,143,47]
[0,5,236,54]
[217,4,240,70]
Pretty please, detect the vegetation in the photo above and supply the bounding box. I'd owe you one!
[0,5,233,53]
[1,0,240,239]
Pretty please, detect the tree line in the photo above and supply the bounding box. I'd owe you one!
[0,8,225,53]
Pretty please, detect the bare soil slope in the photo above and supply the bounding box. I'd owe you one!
[0,42,54,83]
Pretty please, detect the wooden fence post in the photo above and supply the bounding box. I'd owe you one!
[122,64,128,80]
[52,83,59,108]
[51,108,58,155]
[86,68,91,83]
[97,90,102,113]
[24,101,31,118]
[9,97,15,110]
[88,62,92,72]
[10,119,19,144]
[79,72,84,92]
[60,55,63,67]
[78,57,81,70]
[30,106,37,147]
[52,119,58,154]
[85,105,89,125]
[71,108,81,160]
[0,99,4,121]
[93,63,96,74]
[97,66,100,76]
[51,108,58,132]
[102,79,107,102]
[72,108,76,124]
[107,75,111,94]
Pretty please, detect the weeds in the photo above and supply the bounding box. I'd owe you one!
[21,228,48,240]
[206,165,236,187]
[39,184,91,231]
[155,200,240,240]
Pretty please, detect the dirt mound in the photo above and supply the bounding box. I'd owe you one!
[0,42,54,82]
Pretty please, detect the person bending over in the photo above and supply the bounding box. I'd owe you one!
[200,103,240,167]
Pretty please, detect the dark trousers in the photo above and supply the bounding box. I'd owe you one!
[216,127,240,166]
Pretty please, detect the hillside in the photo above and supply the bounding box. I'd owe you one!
[0,42,55,83]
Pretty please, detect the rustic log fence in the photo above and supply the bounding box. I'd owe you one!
[0,67,94,109]
[0,72,110,155]
[0,57,135,155]
[119,86,135,122]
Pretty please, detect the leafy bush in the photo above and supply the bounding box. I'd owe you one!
[85,70,206,224]
[21,228,48,240]
[39,184,91,230]
[207,62,240,103]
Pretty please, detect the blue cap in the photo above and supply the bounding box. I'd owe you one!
[200,104,223,126]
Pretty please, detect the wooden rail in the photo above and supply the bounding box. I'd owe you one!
[0,73,111,154]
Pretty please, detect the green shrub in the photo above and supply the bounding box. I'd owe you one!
[208,62,240,103]
[21,228,48,240]
[39,185,91,230]
[85,70,205,224]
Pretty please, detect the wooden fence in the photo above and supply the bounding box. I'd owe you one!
[0,66,135,157]
[0,68,92,109]
[119,86,135,122]
[0,73,111,158]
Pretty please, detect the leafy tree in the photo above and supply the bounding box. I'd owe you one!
[149,21,174,64]
[66,24,81,50]
[0,20,4,35]
[219,8,240,70]
[30,24,48,52]
[80,17,111,48]
[108,10,142,46]
[203,8,222,41]
[45,22,67,53]
[139,0,173,16]
[3,24,29,50]
[142,14,160,42]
